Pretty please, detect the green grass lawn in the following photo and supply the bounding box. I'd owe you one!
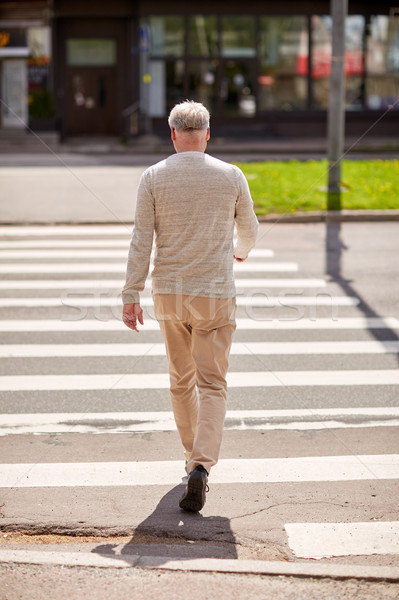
[234,159,399,215]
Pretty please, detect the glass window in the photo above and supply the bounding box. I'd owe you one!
[66,38,116,66]
[311,15,365,110]
[187,61,217,113]
[165,60,185,111]
[366,15,399,110]
[146,61,166,117]
[259,16,308,110]
[221,16,256,57]
[221,60,256,116]
[28,27,51,58]
[1,59,28,127]
[147,59,184,117]
[189,16,218,56]
[149,16,184,57]
[27,27,54,120]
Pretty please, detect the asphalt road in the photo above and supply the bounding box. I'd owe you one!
[0,221,398,596]
[1,562,399,600]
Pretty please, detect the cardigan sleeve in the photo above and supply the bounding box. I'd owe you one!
[122,171,155,304]
[234,167,259,259]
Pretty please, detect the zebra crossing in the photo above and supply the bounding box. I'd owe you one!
[0,224,398,562]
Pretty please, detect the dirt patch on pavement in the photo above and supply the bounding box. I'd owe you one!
[0,531,286,561]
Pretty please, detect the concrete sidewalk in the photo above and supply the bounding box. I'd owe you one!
[2,556,398,600]
[1,547,399,582]
[0,164,143,224]
[1,130,399,157]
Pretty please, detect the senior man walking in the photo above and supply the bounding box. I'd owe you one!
[122,100,258,512]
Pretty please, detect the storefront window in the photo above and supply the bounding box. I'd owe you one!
[147,59,184,117]
[221,60,256,116]
[66,39,116,66]
[187,61,217,113]
[1,60,28,127]
[165,60,185,111]
[366,15,399,110]
[259,16,307,110]
[221,16,255,57]
[140,10,399,122]
[311,15,365,110]
[28,26,54,121]
[28,27,50,58]
[146,61,165,117]
[189,16,218,56]
[142,16,184,117]
[149,16,184,57]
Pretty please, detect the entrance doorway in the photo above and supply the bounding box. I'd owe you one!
[66,67,117,135]
[1,59,28,128]
[65,38,118,135]
[220,59,256,117]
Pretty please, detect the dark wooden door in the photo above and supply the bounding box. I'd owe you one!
[66,67,117,135]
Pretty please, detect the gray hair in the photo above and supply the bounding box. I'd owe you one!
[168,100,210,131]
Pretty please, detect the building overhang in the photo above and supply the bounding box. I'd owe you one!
[0,47,30,57]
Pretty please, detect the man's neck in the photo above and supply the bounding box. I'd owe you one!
[175,145,204,153]
[171,128,209,154]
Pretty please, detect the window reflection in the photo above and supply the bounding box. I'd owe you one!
[189,16,218,56]
[27,26,54,122]
[149,16,184,56]
[141,12,398,119]
[166,60,185,111]
[259,16,307,110]
[221,16,256,57]
[310,15,365,110]
[147,59,184,117]
[188,61,217,112]
[66,39,116,66]
[221,61,256,116]
[366,15,399,110]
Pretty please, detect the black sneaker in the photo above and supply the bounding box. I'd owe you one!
[179,465,209,512]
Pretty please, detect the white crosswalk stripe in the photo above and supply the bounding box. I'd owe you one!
[0,295,359,308]
[0,225,398,563]
[0,277,327,289]
[285,522,399,559]
[1,340,398,357]
[1,408,398,435]
[1,370,399,391]
[0,239,132,248]
[0,247,273,258]
[0,261,298,273]
[0,316,398,332]
[2,455,399,488]
[0,225,133,236]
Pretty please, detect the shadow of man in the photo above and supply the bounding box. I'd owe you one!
[326,220,399,365]
[92,483,238,564]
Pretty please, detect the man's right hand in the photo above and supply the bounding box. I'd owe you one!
[123,303,144,332]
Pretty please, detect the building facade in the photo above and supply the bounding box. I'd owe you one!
[0,0,398,138]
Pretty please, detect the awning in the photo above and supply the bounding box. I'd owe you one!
[0,47,30,58]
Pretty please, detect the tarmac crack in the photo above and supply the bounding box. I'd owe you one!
[230,500,347,521]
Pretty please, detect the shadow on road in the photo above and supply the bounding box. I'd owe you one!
[91,483,237,564]
[326,220,399,363]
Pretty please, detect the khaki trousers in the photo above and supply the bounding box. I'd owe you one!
[153,294,236,475]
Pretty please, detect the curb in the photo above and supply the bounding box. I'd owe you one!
[257,210,399,223]
[3,139,396,155]
[0,549,398,582]
[0,210,398,226]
